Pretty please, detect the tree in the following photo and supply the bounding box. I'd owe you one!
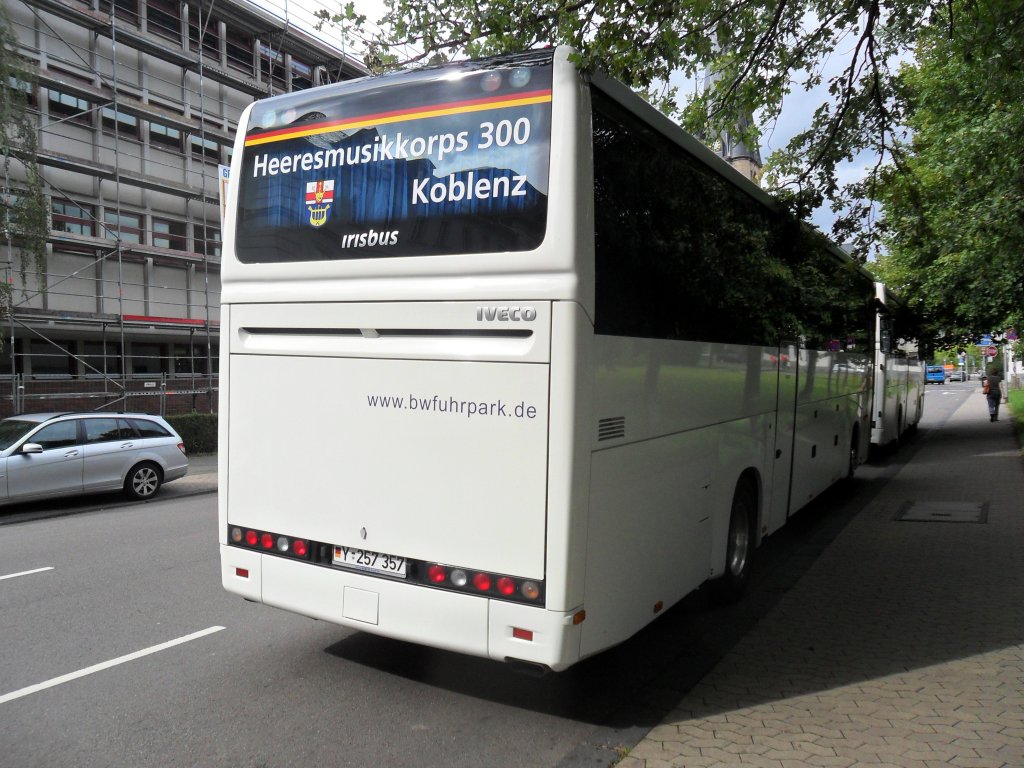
[318,0,1024,351]
[320,0,973,243]
[1,2,48,314]
[872,0,1024,344]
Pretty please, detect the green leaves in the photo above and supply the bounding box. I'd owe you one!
[874,0,1024,342]
[1,4,47,308]
[316,0,1024,347]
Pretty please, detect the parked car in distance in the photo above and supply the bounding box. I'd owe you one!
[952,368,967,382]
[925,366,947,384]
[0,412,188,505]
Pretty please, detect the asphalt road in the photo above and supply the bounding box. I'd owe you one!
[0,383,974,768]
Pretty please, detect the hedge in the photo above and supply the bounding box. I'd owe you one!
[166,412,218,455]
[1009,390,1024,449]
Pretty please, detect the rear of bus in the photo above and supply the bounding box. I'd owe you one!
[218,48,592,671]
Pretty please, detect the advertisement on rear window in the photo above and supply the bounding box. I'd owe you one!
[235,54,553,262]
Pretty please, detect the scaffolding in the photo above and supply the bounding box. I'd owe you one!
[2,0,366,417]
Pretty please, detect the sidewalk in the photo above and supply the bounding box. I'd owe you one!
[619,392,1024,767]
[159,453,218,499]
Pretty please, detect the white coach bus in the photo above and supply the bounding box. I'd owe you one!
[219,47,891,672]
[871,282,925,450]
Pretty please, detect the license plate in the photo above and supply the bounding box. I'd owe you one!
[333,545,406,578]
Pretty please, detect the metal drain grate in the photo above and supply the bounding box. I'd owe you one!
[895,500,988,524]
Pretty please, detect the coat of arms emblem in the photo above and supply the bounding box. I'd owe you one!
[305,180,334,227]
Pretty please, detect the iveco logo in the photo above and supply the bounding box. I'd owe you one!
[476,306,537,322]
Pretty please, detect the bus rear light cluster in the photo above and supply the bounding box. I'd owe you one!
[228,525,544,606]
[419,562,543,604]
[230,526,311,561]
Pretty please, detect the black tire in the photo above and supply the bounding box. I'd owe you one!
[124,461,163,500]
[713,481,756,603]
[847,431,860,480]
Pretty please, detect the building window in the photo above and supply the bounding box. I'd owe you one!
[291,57,313,90]
[52,199,96,237]
[104,210,144,244]
[172,342,204,374]
[194,224,220,257]
[47,89,93,126]
[131,342,165,374]
[7,75,36,107]
[153,217,187,250]
[188,5,220,57]
[29,340,74,377]
[98,0,140,25]
[82,341,122,375]
[101,106,139,138]
[190,134,220,164]
[147,0,182,43]
[259,43,286,91]
[226,28,252,74]
[150,121,182,150]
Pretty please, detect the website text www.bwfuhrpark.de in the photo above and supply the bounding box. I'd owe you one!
[367,393,538,420]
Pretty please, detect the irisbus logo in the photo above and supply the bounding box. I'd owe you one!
[476,306,537,322]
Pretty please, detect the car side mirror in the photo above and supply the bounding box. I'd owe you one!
[20,443,43,455]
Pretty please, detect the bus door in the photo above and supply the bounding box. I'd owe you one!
[766,342,798,530]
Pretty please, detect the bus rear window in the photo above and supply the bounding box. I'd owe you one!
[235,55,552,262]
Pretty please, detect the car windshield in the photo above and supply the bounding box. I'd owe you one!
[0,419,41,451]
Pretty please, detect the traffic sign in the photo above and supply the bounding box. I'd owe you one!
[987,346,998,357]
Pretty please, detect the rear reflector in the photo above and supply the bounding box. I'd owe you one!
[235,568,249,578]
[512,627,533,641]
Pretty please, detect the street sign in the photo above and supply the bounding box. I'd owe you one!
[987,346,998,357]
[978,335,993,348]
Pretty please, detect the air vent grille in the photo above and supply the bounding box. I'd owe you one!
[598,416,626,441]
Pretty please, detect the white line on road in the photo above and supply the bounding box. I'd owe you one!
[0,567,55,581]
[0,626,226,705]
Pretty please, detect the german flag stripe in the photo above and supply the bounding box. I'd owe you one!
[244,89,552,147]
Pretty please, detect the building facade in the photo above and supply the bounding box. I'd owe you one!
[2,0,365,416]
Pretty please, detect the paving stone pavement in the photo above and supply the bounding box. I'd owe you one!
[618,390,1024,768]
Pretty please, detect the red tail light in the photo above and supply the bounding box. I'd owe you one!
[260,533,274,549]
[427,564,447,583]
[177,442,187,456]
[472,572,492,591]
[497,577,515,596]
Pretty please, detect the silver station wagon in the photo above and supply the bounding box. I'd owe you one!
[0,412,189,504]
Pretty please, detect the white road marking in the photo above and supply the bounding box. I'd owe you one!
[0,567,54,581]
[0,626,226,705]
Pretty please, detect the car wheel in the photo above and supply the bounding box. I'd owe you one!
[713,480,756,603]
[125,462,162,500]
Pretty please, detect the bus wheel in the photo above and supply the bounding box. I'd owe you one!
[847,431,860,480]
[713,481,756,603]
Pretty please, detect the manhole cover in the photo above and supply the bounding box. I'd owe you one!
[895,501,988,523]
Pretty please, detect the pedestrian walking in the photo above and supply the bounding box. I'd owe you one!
[983,364,1004,421]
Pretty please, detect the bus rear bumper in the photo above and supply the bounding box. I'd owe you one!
[220,545,582,671]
